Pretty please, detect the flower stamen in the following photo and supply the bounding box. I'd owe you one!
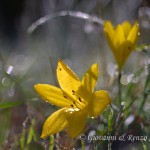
[73,101,86,111]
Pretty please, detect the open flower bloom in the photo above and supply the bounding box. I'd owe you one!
[104,21,139,70]
[34,60,111,138]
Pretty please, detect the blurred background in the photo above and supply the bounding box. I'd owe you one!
[0,0,150,149]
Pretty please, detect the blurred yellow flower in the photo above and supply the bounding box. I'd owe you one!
[34,60,111,138]
[104,21,139,70]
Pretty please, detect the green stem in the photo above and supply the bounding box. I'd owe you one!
[138,64,150,113]
[49,135,54,150]
[138,93,147,113]
[112,72,123,137]
[108,107,113,150]
[118,72,122,103]
[81,140,85,150]
[108,141,111,150]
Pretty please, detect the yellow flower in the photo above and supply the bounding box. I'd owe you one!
[34,60,111,138]
[104,21,139,70]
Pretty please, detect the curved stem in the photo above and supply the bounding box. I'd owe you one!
[28,11,104,34]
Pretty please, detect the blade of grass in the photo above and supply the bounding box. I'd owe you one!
[123,67,144,100]
[138,64,150,113]
[108,107,113,133]
[0,100,23,109]
[49,135,54,150]
[27,119,37,145]
[108,107,113,150]
[81,140,85,150]
[20,128,25,150]
[0,110,10,145]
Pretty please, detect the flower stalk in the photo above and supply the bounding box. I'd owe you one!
[118,71,122,103]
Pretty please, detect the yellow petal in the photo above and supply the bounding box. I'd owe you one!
[112,25,127,70]
[121,21,131,38]
[57,59,82,100]
[127,22,139,46]
[88,90,111,117]
[41,108,68,138]
[113,25,125,49]
[104,22,126,68]
[81,63,98,93]
[34,84,72,107]
[118,22,139,70]
[67,110,87,137]
[115,42,127,70]
[104,21,114,41]
[104,21,116,52]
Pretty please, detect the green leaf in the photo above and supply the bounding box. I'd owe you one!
[0,110,11,145]
[49,135,54,150]
[0,101,23,109]
[20,128,25,150]
[27,126,34,145]
[108,107,113,133]
[27,119,37,145]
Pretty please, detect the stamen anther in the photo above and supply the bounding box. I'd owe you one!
[63,95,68,99]
[72,90,75,95]
[78,97,81,102]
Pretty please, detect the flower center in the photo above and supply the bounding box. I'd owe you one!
[63,90,87,111]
